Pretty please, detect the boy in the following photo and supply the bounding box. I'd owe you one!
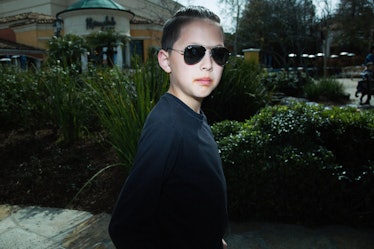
[108,6,230,249]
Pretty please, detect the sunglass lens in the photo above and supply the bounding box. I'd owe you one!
[184,45,206,65]
[212,47,230,66]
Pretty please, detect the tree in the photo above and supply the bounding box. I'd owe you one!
[85,30,129,67]
[47,34,88,67]
[316,0,336,76]
[219,0,247,55]
[237,0,317,68]
[333,0,374,55]
[133,0,182,25]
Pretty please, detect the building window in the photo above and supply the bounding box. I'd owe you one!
[130,40,144,62]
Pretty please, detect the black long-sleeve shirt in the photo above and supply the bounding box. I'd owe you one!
[109,93,228,249]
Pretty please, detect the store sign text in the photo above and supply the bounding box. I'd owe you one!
[86,16,116,30]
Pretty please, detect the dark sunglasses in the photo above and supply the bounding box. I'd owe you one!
[167,45,230,66]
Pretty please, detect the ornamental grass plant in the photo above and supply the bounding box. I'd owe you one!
[85,57,169,169]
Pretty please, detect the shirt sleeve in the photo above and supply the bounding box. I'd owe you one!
[108,120,179,249]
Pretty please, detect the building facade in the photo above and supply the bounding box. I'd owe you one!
[0,0,182,66]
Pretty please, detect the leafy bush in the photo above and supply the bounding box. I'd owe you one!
[261,70,311,98]
[212,103,374,226]
[0,66,42,131]
[305,77,348,102]
[203,58,272,122]
[0,65,97,143]
[0,66,25,130]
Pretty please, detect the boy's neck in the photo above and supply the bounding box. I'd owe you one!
[167,90,202,113]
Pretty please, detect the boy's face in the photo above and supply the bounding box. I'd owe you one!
[158,19,225,110]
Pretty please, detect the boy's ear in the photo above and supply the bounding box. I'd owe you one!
[158,49,171,73]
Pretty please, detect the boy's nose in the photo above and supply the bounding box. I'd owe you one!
[200,51,213,71]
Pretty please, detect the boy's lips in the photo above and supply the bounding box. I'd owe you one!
[195,77,213,85]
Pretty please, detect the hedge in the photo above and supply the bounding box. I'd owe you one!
[212,103,374,227]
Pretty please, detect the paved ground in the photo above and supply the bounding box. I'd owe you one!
[337,77,361,104]
[0,78,373,249]
[1,204,374,249]
[0,205,114,249]
[337,77,373,107]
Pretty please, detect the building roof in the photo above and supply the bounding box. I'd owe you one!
[58,0,134,19]
[131,15,158,25]
[0,12,55,26]
[0,38,45,59]
[66,0,129,11]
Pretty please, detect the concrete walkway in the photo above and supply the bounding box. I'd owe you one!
[0,204,114,249]
[337,77,361,105]
[1,204,374,249]
[337,77,374,108]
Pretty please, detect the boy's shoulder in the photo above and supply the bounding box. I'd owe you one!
[146,93,203,128]
[146,94,181,126]
[149,94,176,116]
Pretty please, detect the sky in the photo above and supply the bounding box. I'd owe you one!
[176,0,340,33]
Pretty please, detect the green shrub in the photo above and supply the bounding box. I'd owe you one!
[305,77,348,102]
[0,66,44,131]
[261,70,311,98]
[203,58,272,122]
[212,103,374,226]
[0,65,97,142]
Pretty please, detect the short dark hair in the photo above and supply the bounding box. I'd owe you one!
[161,6,223,50]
